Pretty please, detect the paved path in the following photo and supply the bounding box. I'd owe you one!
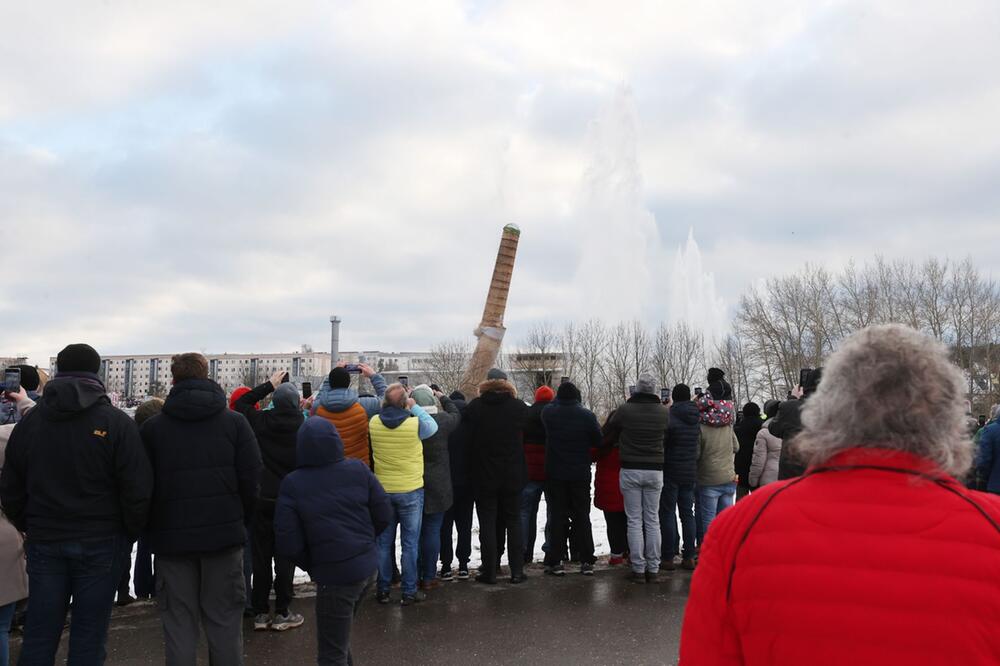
[10,563,692,665]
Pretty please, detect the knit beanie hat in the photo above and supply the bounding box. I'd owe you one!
[636,374,656,395]
[272,383,300,409]
[411,385,437,408]
[707,367,725,384]
[12,365,40,392]
[329,367,351,389]
[135,398,164,426]
[534,386,555,403]
[57,344,101,374]
[763,399,780,419]
[672,383,691,402]
[487,368,508,381]
[742,402,761,419]
[556,382,581,402]
[229,386,253,411]
[449,390,466,401]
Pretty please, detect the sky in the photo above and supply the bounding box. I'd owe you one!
[3,0,1000,366]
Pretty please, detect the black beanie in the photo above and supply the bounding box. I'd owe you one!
[709,379,733,400]
[329,367,351,389]
[556,381,581,402]
[12,364,40,391]
[57,344,101,374]
[707,367,725,383]
[672,383,691,402]
[449,390,466,401]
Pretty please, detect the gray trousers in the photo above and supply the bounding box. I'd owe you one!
[315,573,376,666]
[156,547,245,666]
[620,469,664,574]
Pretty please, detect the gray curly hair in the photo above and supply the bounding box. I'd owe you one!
[795,324,972,477]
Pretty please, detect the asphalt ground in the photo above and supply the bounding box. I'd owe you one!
[9,561,692,665]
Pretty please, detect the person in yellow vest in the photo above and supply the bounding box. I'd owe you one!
[369,383,439,606]
[311,363,387,467]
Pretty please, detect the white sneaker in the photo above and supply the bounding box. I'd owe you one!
[270,611,305,632]
[253,614,271,631]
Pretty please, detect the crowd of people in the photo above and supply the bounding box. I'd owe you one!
[2,323,1000,665]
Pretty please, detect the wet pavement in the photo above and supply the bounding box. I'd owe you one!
[10,563,691,665]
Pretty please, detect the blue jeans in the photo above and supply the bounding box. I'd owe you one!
[0,602,15,666]
[660,479,697,560]
[377,489,424,596]
[520,481,546,560]
[419,511,445,583]
[697,482,736,543]
[21,535,124,665]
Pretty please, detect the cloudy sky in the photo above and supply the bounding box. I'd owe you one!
[3,0,999,366]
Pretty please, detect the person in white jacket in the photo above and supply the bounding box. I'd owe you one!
[749,400,783,488]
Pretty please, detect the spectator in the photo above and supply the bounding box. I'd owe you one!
[439,391,474,581]
[540,382,602,576]
[696,371,739,543]
[228,385,255,411]
[228,385,257,619]
[733,403,763,499]
[369,383,438,606]
[0,364,41,425]
[660,383,700,571]
[464,369,528,585]
[748,400,782,489]
[234,372,305,632]
[521,385,554,565]
[275,417,392,666]
[593,410,627,566]
[120,398,166,606]
[768,368,823,479]
[141,353,262,665]
[976,406,1000,494]
[604,374,670,584]
[0,387,32,666]
[312,363,387,467]
[0,344,152,664]
[680,324,1000,665]
[410,385,460,592]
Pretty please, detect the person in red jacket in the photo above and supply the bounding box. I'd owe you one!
[521,386,554,564]
[594,410,627,565]
[680,324,1000,665]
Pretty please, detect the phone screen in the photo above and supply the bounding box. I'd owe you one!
[399,376,409,387]
[628,385,636,396]
[4,368,21,393]
[302,382,312,399]
[799,368,813,388]
[560,376,569,384]
[660,388,670,400]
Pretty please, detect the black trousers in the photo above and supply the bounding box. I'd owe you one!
[252,501,296,615]
[544,479,595,566]
[604,511,628,556]
[316,573,374,666]
[440,485,476,569]
[475,489,523,581]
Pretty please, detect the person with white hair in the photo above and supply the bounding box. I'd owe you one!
[680,324,1000,665]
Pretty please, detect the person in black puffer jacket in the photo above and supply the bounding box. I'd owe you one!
[140,353,261,665]
[659,384,700,570]
[234,372,304,631]
[1,344,152,665]
[733,402,763,500]
[769,368,823,479]
[439,391,474,580]
[540,382,602,576]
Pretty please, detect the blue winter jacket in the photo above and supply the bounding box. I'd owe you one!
[274,417,392,585]
[541,398,602,482]
[664,400,701,485]
[976,421,1000,493]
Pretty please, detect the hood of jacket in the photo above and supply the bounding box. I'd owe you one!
[378,405,412,429]
[162,379,227,422]
[479,379,517,404]
[626,393,661,405]
[670,399,700,426]
[264,406,305,433]
[39,373,109,421]
[296,416,345,467]
[315,382,361,413]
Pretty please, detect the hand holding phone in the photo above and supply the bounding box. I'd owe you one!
[4,368,21,395]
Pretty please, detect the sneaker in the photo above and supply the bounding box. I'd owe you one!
[663,560,677,571]
[271,612,304,632]
[400,591,427,606]
[644,571,662,584]
[627,571,647,584]
[253,614,271,631]
[545,564,566,577]
[681,558,697,571]
[581,563,595,576]
[457,566,470,580]
[376,590,391,605]
[439,568,454,581]
[608,555,625,567]
[510,573,527,584]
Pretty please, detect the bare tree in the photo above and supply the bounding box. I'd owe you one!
[575,318,607,412]
[426,339,471,394]
[511,322,563,396]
